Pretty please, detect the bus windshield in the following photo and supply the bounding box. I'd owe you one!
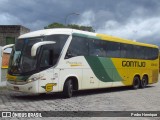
[8,37,42,75]
[8,35,69,76]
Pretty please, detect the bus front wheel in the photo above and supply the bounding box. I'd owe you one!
[63,80,73,98]
[132,76,140,89]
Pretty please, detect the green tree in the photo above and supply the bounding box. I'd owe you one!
[44,22,66,29]
[44,22,95,32]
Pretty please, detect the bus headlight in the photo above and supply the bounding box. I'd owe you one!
[27,78,37,83]
[27,74,44,83]
[27,79,33,83]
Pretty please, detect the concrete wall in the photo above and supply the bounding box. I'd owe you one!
[0,25,30,46]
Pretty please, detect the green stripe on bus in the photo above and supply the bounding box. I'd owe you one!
[99,58,122,82]
[85,56,122,82]
[72,33,88,38]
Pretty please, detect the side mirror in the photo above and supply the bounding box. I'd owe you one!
[1,44,14,57]
[31,41,56,57]
[65,51,73,59]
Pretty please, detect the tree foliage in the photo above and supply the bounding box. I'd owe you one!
[44,23,65,29]
[44,22,95,32]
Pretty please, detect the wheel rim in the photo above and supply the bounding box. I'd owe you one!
[133,77,140,89]
[69,82,73,95]
[135,79,139,87]
[142,78,147,87]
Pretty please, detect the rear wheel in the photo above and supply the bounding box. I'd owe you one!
[132,76,140,89]
[140,76,148,88]
[63,80,73,98]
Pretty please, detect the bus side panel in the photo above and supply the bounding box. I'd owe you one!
[112,58,159,86]
[38,68,59,93]
[82,69,99,89]
[58,56,89,91]
[84,56,123,88]
[110,58,135,86]
[116,68,132,86]
[150,69,159,84]
[59,68,82,91]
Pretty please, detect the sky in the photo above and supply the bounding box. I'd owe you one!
[0,0,160,45]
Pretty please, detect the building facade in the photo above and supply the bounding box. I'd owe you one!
[0,25,30,85]
[0,25,30,46]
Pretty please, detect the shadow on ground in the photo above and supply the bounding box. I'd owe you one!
[8,85,154,102]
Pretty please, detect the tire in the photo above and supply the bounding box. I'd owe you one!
[132,76,140,89]
[63,80,73,98]
[39,93,46,97]
[140,76,148,88]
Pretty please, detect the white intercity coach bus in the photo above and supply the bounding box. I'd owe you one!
[6,28,159,98]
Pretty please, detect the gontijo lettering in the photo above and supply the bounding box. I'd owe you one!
[122,61,146,67]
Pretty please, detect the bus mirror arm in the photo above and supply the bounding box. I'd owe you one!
[31,41,56,57]
[1,44,14,57]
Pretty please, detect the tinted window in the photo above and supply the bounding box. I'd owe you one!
[89,39,107,57]
[65,35,158,60]
[40,45,54,69]
[121,44,135,58]
[106,41,120,58]
[143,47,150,59]
[150,48,159,60]
[88,40,120,58]
[45,35,68,62]
[120,43,158,60]
[65,36,89,59]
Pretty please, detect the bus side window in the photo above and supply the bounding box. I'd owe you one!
[89,39,107,57]
[106,42,120,58]
[120,43,129,58]
[40,48,54,69]
[40,50,49,68]
[65,36,88,59]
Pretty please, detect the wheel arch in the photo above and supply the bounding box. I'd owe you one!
[63,76,79,91]
[134,74,141,80]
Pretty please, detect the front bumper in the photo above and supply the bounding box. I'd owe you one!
[6,80,39,94]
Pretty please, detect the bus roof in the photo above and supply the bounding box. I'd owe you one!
[19,28,73,38]
[19,28,158,48]
[97,34,158,48]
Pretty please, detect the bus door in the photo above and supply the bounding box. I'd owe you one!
[38,44,58,93]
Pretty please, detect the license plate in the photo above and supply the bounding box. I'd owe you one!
[14,86,19,91]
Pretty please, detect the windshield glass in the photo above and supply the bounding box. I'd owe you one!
[8,38,42,75]
[8,34,69,76]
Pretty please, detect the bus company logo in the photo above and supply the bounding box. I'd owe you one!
[41,83,57,92]
[66,61,82,67]
[122,61,146,67]
[2,112,12,118]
